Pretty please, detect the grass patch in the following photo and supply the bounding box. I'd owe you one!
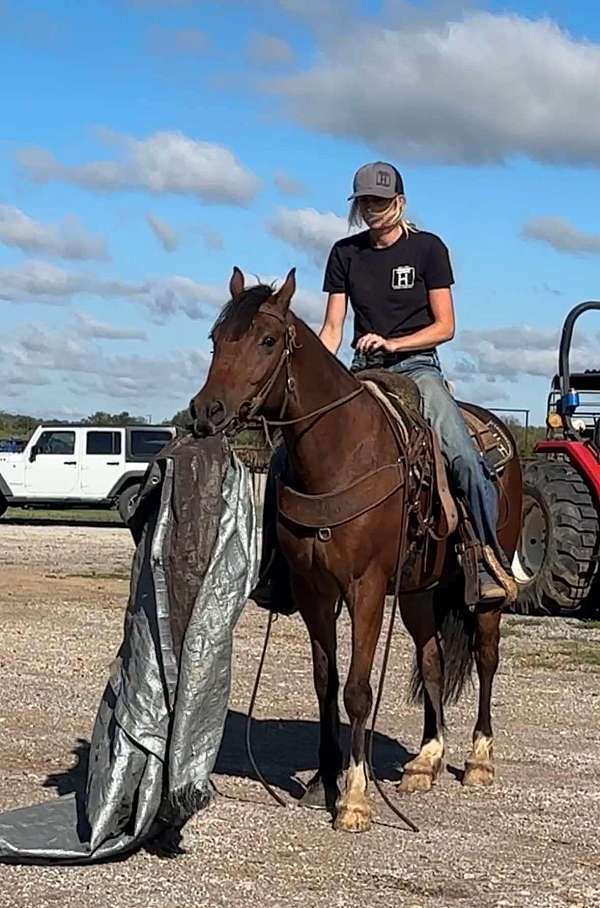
[2,507,122,524]
[517,641,600,672]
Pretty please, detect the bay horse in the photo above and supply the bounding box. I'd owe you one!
[191,267,522,833]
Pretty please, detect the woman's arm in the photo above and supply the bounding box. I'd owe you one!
[357,288,455,353]
[318,292,348,354]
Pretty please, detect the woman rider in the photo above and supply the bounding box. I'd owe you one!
[318,161,510,602]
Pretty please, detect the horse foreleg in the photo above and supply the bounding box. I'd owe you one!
[463,606,501,787]
[293,573,342,813]
[399,592,445,793]
[334,571,386,833]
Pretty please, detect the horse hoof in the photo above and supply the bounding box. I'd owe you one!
[463,761,495,787]
[399,770,434,794]
[333,804,372,833]
[399,755,442,794]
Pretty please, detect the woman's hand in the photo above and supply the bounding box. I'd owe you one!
[356,333,393,353]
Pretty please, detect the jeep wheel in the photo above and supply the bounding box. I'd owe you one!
[0,495,7,519]
[118,484,141,524]
[514,458,600,615]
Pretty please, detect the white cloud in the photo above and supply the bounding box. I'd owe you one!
[2,367,50,389]
[523,216,600,255]
[0,260,138,305]
[453,325,593,381]
[247,32,294,66]
[140,275,225,321]
[1,322,210,409]
[445,375,512,406]
[273,169,307,196]
[268,207,348,265]
[292,287,325,327]
[0,259,231,322]
[460,326,561,353]
[275,12,600,165]
[74,311,148,341]
[146,213,179,252]
[18,130,260,205]
[0,258,327,330]
[0,205,107,260]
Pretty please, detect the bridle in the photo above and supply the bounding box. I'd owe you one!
[217,306,365,437]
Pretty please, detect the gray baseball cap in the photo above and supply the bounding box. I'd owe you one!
[348,161,404,200]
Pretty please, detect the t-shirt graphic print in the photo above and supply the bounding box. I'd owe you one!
[391,265,416,290]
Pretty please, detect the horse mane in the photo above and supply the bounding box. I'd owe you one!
[210,283,275,341]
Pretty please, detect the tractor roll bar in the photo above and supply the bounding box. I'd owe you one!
[559,301,600,396]
[558,301,600,437]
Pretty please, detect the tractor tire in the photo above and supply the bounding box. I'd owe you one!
[513,458,600,615]
[118,483,141,525]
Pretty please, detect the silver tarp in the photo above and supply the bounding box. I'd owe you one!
[0,434,259,864]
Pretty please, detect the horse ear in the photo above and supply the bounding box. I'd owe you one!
[229,266,245,300]
[274,268,296,312]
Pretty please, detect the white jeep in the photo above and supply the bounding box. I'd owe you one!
[0,424,177,521]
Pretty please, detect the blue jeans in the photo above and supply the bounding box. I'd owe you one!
[351,349,500,552]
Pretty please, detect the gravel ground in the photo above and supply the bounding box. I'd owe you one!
[1,524,600,908]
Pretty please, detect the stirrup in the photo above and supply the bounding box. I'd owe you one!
[481,545,517,606]
[478,567,506,603]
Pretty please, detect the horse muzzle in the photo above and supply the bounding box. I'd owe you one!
[190,396,234,437]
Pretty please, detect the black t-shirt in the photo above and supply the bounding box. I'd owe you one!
[322,229,454,347]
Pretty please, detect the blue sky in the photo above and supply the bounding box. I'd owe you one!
[1,0,600,423]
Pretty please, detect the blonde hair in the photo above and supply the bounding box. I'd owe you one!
[349,195,417,238]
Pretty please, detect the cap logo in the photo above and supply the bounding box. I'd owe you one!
[375,170,392,187]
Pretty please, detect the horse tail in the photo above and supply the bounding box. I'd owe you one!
[409,584,475,705]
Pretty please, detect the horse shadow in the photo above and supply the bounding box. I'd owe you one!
[215,710,411,798]
[44,711,412,800]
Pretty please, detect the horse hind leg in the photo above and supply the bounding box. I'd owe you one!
[399,592,445,793]
[463,607,501,787]
[334,569,386,833]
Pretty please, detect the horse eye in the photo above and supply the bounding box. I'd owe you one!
[261,336,276,348]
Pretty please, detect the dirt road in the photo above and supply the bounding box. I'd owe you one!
[1,524,599,908]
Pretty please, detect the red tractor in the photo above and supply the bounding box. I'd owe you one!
[514,301,600,615]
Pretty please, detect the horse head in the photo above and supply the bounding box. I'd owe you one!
[190,267,297,436]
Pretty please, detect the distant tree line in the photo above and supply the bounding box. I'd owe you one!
[504,418,547,459]
[0,410,148,440]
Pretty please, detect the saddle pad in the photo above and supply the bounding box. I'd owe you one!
[355,368,421,412]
